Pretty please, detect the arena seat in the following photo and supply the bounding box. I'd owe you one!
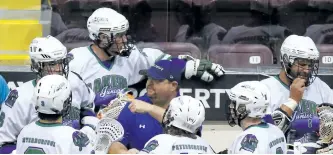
[119,0,168,42]
[317,44,333,68]
[207,44,273,68]
[136,42,201,58]
[0,0,51,65]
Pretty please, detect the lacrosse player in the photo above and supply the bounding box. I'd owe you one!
[139,95,214,154]
[68,7,225,112]
[261,35,333,154]
[16,75,96,154]
[227,81,287,154]
[0,36,95,154]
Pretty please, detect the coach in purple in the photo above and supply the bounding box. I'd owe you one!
[109,58,202,153]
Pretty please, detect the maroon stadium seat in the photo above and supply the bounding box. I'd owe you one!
[207,44,273,68]
[60,0,120,27]
[120,0,168,42]
[136,42,201,58]
[317,44,333,68]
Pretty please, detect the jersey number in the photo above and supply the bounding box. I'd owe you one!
[0,112,5,127]
[24,147,45,154]
[308,119,312,128]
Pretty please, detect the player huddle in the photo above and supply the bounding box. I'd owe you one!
[0,7,333,154]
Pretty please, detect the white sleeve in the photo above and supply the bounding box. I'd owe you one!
[70,131,95,154]
[0,90,37,144]
[139,135,172,154]
[68,48,86,75]
[128,46,171,85]
[320,80,333,104]
[68,72,95,117]
[228,134,260,154]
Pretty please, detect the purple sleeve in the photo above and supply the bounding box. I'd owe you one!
[117,102,134,147]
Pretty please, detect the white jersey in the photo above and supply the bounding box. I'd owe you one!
[228,123,287,154]
[69,45,169,105]
[261,76,333,153]
[139,134,215,154]
[0,73,94,145]
[16,121,94,154]
[0,81,36,145]
[261,76,333,113]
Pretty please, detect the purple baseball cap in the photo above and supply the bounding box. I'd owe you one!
[139,58,186,83]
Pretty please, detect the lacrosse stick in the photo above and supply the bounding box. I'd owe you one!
[315,111,333,154]
[319,112,333,143]
[97,88,134,119]
[94,118,125,154]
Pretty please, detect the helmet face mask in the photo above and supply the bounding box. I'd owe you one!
[225,99,249,127]
[31,55,72,80]
[281,56,319,87]
[94,32,133,57]
[87,8,134,58]
[280,35,320,87]
[29,36,72,80]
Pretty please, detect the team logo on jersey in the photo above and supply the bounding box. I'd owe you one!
[72,131,90,151]
[240,134,258,153]
[5,89,18,108]
[294,99,317,120]
[142,140,159,153]
[276,147,283,154]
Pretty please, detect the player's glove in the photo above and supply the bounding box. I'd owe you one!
[81,116,100,130]
[178,55,225,82]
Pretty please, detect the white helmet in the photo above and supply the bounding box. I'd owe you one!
[87,8,132,57]
[34,74,72,115]
[162,95,205,133]
[29,35,67,62]
[87,7,129,41]
[226,81,269,126]
[87,8,133,58]
[29,35,71,78]
[280,35,320,86]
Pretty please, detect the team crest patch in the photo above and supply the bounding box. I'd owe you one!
[72,131,90,151]
[240,134,258,153]
[5,90,18,108]
[142,140,159,153]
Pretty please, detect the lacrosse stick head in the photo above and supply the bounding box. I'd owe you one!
[98,88,135,119]
[94,118,124,154]
[319,111,333,144]
[99,98,126,119]
[116,88,135,102]
[317,103,333,114]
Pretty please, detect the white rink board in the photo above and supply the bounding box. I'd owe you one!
[202,121,242,152]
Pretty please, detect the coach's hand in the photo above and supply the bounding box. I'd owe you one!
[128,99,153,114]
[183,58,225,82]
